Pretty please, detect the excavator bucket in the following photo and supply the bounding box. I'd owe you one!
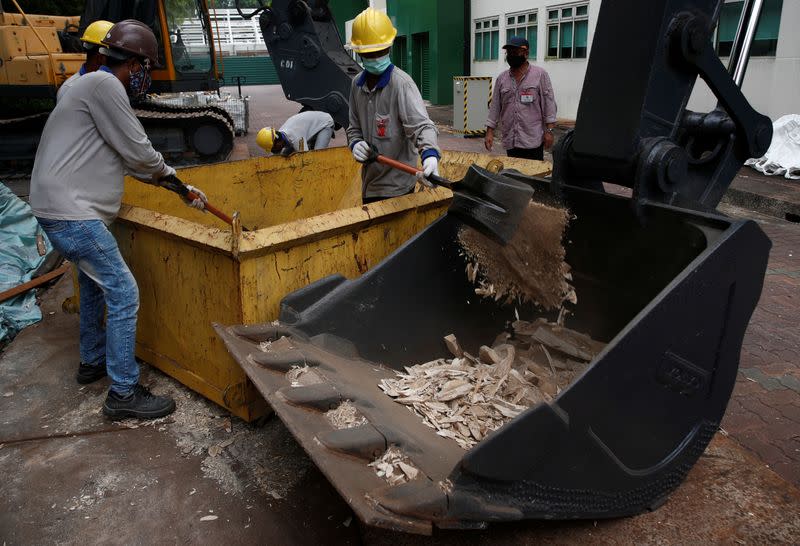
[216,0,776,534]
[215,178,770,534]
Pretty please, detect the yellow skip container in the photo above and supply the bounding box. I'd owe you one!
[109,148,550,421]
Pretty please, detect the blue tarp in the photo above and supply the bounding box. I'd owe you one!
[0,182,54,342]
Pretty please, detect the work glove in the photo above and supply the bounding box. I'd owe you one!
[351,140,371,163]
[183,184,208,211]
[153,165,176,186]
[417,156,439,188]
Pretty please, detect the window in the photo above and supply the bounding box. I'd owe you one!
[546,3,589,59]
[505,10,538,59]
[716,0,783,57]
[474,17,500,61]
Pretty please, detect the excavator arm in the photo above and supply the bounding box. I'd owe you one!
[237,0,361,129]
[554,0,772,211]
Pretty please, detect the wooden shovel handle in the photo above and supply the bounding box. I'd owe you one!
[162,176,234,226]
[373,154,453,188]
[185,190,233,226]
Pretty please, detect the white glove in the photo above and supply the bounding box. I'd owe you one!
[153,165,176,186]
[352,140,371,163]
[183,184,208,211]
[417,156,439,188]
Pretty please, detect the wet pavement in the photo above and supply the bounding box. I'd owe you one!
[719,205,800,486]
[1,84,798,544]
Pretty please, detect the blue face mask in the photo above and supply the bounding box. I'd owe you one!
[362,54,391,75]
[127,59,152,99]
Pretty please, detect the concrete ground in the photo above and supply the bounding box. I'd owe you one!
[2,84,799,544]
[2,270,799,545]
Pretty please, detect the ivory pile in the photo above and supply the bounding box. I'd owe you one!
[378,319,605,449]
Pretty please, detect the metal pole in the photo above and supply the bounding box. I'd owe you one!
[727,0,764,88]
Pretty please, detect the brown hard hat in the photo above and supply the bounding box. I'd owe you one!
[102,19,160,65]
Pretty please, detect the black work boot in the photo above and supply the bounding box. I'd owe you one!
[102,384,176,420]
[76,361,107,384]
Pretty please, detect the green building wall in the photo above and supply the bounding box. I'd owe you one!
[330,0,369,42]
[387,0,465,105]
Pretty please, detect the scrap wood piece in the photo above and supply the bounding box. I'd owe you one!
[0,261,71,304]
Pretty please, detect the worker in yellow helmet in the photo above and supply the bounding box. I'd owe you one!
[57,20,114,100]
[256,111,335,156]
[346,8,441,204]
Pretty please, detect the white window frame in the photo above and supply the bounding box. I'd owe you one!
[505,9,538,60]
[473,16,500,62]
[545,2,589,60]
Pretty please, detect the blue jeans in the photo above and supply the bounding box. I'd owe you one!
[310,127,334,150]
[36,218,139,395]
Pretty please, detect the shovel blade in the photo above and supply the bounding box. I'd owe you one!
[449,165,534,244]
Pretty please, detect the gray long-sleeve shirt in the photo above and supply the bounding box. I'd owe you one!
[56,70,81,101]
[30,70,170,225]
[346,65,440,199]
[278,111,335,155]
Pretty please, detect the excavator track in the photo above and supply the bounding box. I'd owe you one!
[0,112,51,173]
[133,100,235,166]
[0,99,235,178]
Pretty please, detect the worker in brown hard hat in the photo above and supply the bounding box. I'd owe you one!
[30,19,208,421]
[57,19,114,100]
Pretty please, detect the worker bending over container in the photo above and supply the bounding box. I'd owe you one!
[57,19,114,100]
[30,20,209,420]
[346,7,441,204]
[256,110,335,156]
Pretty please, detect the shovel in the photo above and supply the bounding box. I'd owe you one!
[366,147,533,244]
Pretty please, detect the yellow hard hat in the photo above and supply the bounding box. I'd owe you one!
[348,8,397,54]
[80,20,114,48]
[256,127,277,151]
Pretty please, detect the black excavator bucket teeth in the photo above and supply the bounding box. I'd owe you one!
[215,181,770,534]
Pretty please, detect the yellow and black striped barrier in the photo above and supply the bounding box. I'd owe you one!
[453,76,492,137]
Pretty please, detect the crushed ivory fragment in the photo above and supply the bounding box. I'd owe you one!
[378,320,604,449]
[285,365,323,387]
[368,446,420,485]
[326,400,368,429]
